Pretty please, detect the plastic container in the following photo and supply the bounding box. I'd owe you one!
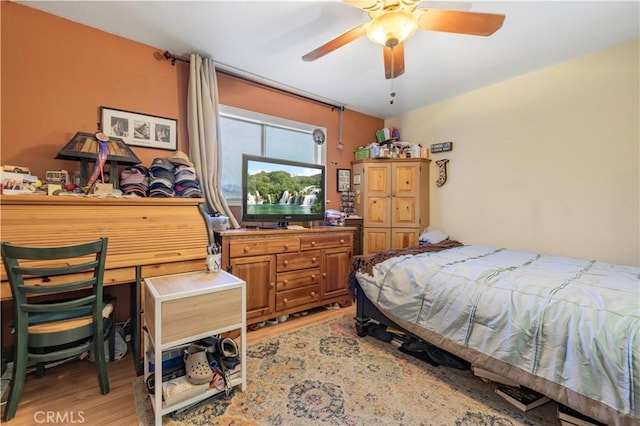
[210,216,228,232]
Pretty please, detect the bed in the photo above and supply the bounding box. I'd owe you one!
[350,242,640,426]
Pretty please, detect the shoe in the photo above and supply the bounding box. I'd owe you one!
[333,303,341,309]
[184,344,213,385]
[278,314,289,322]
[266,318,279,325]
[217,337,239,358]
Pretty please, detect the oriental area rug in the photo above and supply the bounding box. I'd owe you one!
[134,312,558,425]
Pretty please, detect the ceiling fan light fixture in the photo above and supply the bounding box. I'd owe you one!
[366,9,418,47]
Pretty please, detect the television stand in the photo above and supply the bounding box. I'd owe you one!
[217,227,355,325]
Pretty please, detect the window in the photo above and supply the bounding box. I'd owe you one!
[219,105,326,205]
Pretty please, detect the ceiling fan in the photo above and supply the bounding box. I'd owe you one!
[302,0,505,79]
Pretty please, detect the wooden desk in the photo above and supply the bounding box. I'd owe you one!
[0,195,210,373]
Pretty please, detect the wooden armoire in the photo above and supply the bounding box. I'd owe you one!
[351,158,430,254]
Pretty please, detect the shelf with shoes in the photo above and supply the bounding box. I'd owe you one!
[143,270,246,424]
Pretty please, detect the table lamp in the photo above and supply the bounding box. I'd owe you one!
[56,132,141,188]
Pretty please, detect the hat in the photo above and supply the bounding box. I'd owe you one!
[168,150,194,167]
[120,168,147,185]
[150,158,174,171]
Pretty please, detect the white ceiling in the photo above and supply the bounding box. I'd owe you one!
[20,1,639,119]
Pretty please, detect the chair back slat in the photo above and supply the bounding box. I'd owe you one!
[14,260,101,278]
[17,278,98,296]
[3,239,106,260]
[23,294,97,313]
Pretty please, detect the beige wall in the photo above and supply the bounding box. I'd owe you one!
[387,39,639,265]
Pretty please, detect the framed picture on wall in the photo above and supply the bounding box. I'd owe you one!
[100,106,177,151]
[337,168,351,192]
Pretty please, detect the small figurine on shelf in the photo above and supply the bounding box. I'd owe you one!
[84,132,110,193]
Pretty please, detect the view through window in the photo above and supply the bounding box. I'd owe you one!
[219,105,326,205]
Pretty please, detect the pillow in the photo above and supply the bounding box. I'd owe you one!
[419,227,449,244]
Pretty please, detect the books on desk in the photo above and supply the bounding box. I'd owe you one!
[495,385,551,412]
[557,404,607,426]
[472,366,520,387]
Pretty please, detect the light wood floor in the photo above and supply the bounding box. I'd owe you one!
[1,305,354,425]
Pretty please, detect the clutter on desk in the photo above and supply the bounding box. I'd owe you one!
[1,165,39,195]
[2,143,204,199]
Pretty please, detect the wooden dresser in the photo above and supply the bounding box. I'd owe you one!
[217,227,354,324]
[0,195,210,372]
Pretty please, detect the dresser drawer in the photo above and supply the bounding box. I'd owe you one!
[276,268,321,291]
[229,237,300,257]
[276,250,321,272]
[276,285,321,310]
[300,233,352,250]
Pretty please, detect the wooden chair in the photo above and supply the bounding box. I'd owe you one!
[1,238,114,421]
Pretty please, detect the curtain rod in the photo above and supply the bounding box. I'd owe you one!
[162,51,344,112]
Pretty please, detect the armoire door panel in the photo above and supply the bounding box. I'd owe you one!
[393,197,417,227]
[392,229,419,249]
[366,197,390,226]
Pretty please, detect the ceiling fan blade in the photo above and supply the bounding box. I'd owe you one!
[302,23,369,62]
[383,43,405,79]
[416,8,505,36]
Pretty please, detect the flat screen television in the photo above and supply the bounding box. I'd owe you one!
[242,154,325,228]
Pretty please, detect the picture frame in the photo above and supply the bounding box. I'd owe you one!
[337,168,351,192]
[100,106,177,151]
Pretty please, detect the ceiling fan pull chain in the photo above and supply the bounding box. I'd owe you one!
[390,47,396,104]
[337,106,345,151]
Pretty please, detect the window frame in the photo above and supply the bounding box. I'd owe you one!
[218,105,327,206]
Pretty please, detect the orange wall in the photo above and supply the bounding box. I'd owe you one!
[1,2,382,213]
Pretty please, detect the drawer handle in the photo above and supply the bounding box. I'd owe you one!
[310,292,316,297]
[284,244,290,250]
[311,257,317,263]
[283,298,288,304]
[243,246,250,253]
[311,241,316,246]
[283,260,289,266]
[340,239,345,244]
[270,282,275,288]
[311,274,316,280]
[283,279,289,285]
[322,272,327,278]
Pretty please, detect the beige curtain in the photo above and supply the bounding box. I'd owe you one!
[187,54,240,229]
